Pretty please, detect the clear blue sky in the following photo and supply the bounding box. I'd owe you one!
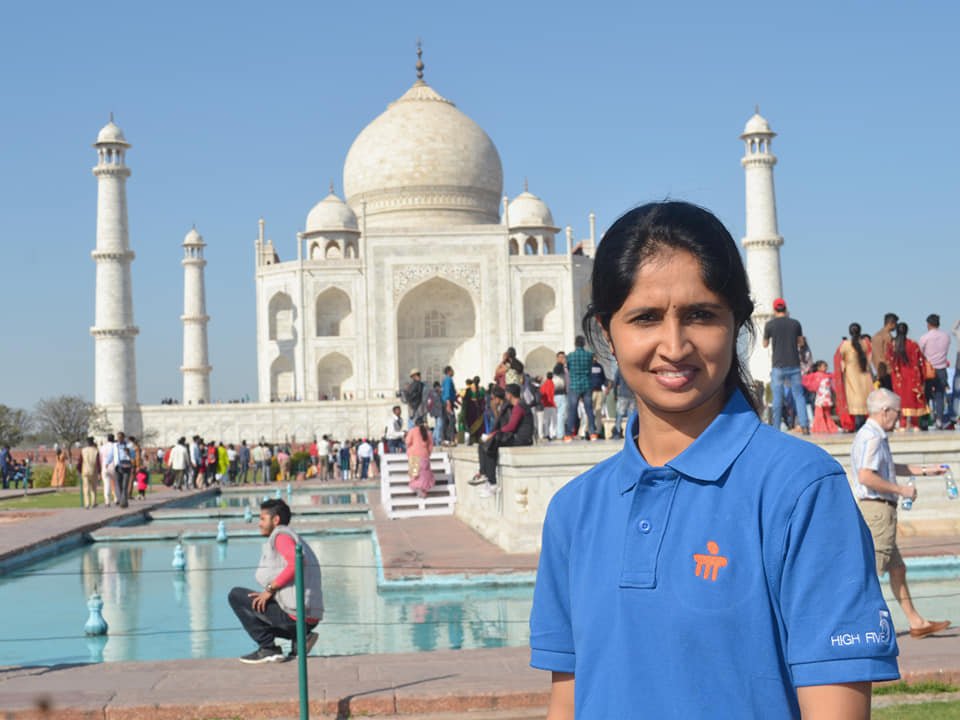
[1,1,957,410]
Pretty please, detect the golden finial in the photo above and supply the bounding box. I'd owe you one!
[329,180,335,195]
[416,39,424,81]
[523,177,529,193]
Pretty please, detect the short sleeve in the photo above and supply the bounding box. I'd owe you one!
[529,496,576,673]
[763,321,772,341]
[776,473,899,686]
[859,436,883,473]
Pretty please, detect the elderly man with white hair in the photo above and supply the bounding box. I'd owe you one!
[851,388,951,639]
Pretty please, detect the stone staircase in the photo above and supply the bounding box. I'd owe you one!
[380,451,456,519]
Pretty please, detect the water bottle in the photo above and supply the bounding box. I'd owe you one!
[943,465,958,500]
[901,477,915,511]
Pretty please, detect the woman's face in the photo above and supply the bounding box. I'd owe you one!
[607,249,735,424]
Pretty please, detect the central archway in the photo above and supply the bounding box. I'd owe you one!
[396,277,478,386]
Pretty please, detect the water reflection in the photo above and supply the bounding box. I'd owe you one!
[196,492,366,509]
[2,535,532,666]
[79,544,143,662]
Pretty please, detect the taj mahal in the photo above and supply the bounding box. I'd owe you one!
[90,51,785,445]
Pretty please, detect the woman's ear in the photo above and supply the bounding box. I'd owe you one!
[601,321,615,358]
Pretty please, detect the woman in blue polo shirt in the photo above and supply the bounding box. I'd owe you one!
[530,202,898,719]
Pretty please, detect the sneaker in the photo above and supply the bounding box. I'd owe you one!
[288,631,319,659]
[478,483,492,498]
[589,433,600,441]
[468,474,488,486]
[489,481,501,494]
[801,427,810,436]
[239,646,285,664]
[562,435,573,443]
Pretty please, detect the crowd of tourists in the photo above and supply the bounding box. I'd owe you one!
[764,305,960,434]
[65,433,385,508]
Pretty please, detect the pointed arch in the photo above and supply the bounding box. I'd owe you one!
[523,282,558,333]
[525,346,556,378]
[324,240,342,260]
[508,238,519,256]
[316,352,353,400]
[268,292,295,341]
[315,287,353,337]
[270,355,294,401]
[397,277,478,385]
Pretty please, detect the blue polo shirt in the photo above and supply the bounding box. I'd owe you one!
[530,389,898,718]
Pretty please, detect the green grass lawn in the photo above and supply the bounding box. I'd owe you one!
[875,701,960,719]
[0,490,85,510]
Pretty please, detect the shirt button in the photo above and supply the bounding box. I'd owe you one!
[638,519,652,534]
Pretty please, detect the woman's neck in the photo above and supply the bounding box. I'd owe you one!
[633,391,726,467]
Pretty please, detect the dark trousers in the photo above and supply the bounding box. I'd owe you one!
[478,442,499,484]
[228,586,314,649]
[115,466,131,507]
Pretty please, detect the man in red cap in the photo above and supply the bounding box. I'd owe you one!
[762,298,810,435]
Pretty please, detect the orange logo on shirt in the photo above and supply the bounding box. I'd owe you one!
[693,541,728,581]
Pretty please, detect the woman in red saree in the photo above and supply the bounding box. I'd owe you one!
[887,322,928,430]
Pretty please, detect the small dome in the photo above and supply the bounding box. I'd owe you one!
[506,190,555,229]
[305,192,359,233]
[96,120,129,145]
[742,111,774,137]
[183,227,204,245]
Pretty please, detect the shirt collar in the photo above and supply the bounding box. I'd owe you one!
[616,389,761,494]
[864,417,887,440]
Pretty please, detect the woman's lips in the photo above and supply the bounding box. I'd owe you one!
[653,368,696,390]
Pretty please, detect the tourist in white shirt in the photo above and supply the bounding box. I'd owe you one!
[356,440,374,480]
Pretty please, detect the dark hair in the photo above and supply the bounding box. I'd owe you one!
[417,418,429,443]
[444,365,453,374]
[585,201,758,413]
[491,385,506,400]
[260,498,291,526]
[574,335,586,348]
[848,323,868,372]
[894,322,910,364]
[884,312,898,326]
[927,314,940,327]
[505,383,522,399]
[546,371,553,379]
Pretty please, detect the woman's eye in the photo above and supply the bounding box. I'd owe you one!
[630,314,657,324]
[688,309,716,322]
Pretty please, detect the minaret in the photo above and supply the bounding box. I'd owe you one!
[91,116,140,432]
[740,107,784,385]
[181,227,211,404]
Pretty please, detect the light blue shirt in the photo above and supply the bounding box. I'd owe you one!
[850,419,898,502]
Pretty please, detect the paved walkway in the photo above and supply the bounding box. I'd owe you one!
[3,475,960,718]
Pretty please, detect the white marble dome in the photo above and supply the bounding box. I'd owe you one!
[742,112,774,136]
[305,192,359,233]
[343,80,503,229]
[96,120,129,145]
[183,227,204,245]
[506,190,555,229]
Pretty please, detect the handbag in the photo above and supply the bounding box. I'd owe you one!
[922,357,937,381]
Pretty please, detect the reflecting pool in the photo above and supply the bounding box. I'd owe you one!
[0,534,532,667]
